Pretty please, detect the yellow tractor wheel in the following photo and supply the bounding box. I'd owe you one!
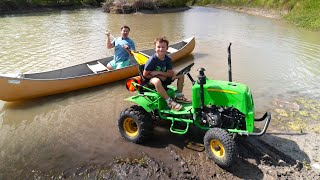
[204,128,236,168]
[118,105,153,144]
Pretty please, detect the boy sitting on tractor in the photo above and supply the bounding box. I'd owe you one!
[143,37,191,111]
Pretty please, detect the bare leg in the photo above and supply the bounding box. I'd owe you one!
[172,74,184,93]
[149,77,169,100]
[176,75,184,93]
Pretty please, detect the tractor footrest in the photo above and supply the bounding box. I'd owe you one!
[128,95,158,110]
[170,120,190,135]
[160,105,193,115]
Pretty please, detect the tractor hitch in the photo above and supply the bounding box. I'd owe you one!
[238,112,271,136]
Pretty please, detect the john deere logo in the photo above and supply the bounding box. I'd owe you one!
[207,88,238,94]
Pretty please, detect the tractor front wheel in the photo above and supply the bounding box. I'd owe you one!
[118,105,153,144]
[204,128,236,168]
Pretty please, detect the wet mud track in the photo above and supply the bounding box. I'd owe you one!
[28,122,320,179]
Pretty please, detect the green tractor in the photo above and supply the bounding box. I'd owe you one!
[118,43,271,168]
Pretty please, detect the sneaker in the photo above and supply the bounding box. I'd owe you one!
[168,100,182,111]
[175,95,192,103]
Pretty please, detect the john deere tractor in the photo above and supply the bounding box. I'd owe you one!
[118,43,271,168]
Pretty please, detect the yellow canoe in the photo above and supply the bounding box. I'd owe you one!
[0,36,195,102]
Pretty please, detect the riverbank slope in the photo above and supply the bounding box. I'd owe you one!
[195,0,320,30]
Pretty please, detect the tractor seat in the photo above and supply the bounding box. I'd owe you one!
[138,64,150,87]
[138,64,173,91]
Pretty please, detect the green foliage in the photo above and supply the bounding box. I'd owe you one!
[164,0,186,7]
[0,0,98,9]
[132,0,187,8]
[195,0,301,9]
[80,0,98,6]
[1,0,188,11]
[194,0,320,30]
[0,0,19,10]
[284,0,320,30]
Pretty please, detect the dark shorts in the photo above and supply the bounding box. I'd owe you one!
[161,77,172,87]
[145,77,172,88]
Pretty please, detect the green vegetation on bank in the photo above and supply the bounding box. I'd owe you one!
[0,0,103,12]
[194,0,320,30]
[127,0,186,8]
[284,0,320,30]
[0,0,187,13]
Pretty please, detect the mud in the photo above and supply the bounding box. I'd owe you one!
[25,108,320,179]
[25,137,320,179]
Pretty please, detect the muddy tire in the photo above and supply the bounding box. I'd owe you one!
[204,128,236,168]
[118,105,153,144]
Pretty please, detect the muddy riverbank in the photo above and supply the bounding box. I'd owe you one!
[25,128,320,179]
[20,97,320,179]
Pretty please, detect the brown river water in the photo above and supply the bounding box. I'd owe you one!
[0,6,320,178]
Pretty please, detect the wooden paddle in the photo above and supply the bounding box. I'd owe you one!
[106,30,148,65]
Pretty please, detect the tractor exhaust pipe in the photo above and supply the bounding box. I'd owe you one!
[197,68,206,110]
[228,43,232,82]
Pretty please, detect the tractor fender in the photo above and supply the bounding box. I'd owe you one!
[125,95,157,112]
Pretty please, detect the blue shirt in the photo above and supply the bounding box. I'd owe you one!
[112,37,135,63]
[145,54,173,72]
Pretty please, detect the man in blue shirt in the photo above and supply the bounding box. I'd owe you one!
[106,25,135,70]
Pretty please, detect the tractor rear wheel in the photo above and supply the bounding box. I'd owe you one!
[204,128,236,168]
[118,105,153,144]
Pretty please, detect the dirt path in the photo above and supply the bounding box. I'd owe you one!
[27,121,320,179]
[27,137,320,179]
[21,97,320,179]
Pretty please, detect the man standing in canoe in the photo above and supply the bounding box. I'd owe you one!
[105,25,136,70]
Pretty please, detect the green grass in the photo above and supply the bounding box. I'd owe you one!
[195,0,300,9]
[0,0,188,12]
[194,0,320,31]
[284,0,320,30]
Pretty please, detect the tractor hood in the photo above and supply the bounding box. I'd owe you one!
[192,79,255,116]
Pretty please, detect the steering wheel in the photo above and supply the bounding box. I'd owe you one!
[176,63,195,76]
